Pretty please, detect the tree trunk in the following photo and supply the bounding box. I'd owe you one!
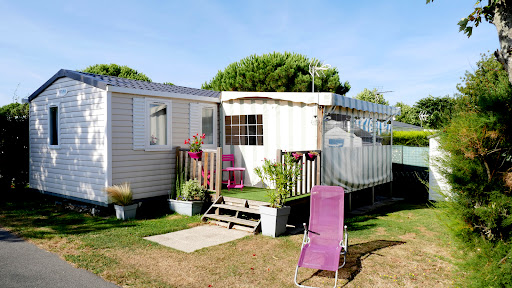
[493,1,512,85]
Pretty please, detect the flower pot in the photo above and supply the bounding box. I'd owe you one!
[306,153,318,161]
[259,205,291,237]
[114,203,138,220]
[168,199,203,216]
[291,153,302,162]
[188,151,203,160]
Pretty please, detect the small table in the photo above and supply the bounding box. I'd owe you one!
[225,167,245,191]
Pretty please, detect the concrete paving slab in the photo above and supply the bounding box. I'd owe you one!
[144,225,250,253]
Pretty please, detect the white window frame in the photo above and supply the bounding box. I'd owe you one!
[145,98,172,151]
[48,101,61,149]
[200,103,217,149]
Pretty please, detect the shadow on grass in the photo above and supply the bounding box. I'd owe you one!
[297,240,405,286]
[0,192,136,239]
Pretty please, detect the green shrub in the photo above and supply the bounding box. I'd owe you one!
[179,179,206,201]
[392,131,434,147]
[254,153,301,208]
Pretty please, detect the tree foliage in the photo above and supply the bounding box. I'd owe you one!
[80,64,152,82]
[414,95,455,129]
[437,53,512,243]
[202,52,350,94]
[354,88,389,105]
[394,102,421,126]
[0,102,29,191]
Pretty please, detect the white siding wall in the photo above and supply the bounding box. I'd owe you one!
[222,99,318,186]
[111,93,208,200]
[29,77,108,203]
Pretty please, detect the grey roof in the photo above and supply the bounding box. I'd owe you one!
[392,120,423,131]
[28,69,220,101]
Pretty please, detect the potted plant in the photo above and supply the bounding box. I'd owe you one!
[306,151,318,161]
[169,179,207,216]
[105,182,137,220]
[254,153,301,237]
[291,152,303,162]
[185,133,206,159]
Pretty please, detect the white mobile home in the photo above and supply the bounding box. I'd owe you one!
[220,92,401,192]
[28,69,220,206]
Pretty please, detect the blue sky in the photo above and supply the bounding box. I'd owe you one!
[0,0,498,107]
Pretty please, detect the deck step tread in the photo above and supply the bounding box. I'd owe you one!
[213,204,259,214]
[204,214,259,227]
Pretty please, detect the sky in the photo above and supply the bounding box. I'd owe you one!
[0,0,499,107]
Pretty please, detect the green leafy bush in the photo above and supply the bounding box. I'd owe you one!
[179,179,206,201]
[254,153,301,208]
[0,103,29,191]
[392,131,434,147]
[434,54,512,287]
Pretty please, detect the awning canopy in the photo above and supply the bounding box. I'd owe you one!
[220,91,401,117]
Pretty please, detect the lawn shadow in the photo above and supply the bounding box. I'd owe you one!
[297,240,405,286]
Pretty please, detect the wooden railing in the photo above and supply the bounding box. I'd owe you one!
[175,147,222,198]
[277,149,321,198]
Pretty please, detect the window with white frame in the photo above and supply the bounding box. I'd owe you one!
[144,98,172,151]
[48,103,60,147]
[190,103,217,148]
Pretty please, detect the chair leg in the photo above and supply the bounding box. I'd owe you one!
[294,265,340,288]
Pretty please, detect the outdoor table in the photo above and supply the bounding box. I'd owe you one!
[225,167,245,191]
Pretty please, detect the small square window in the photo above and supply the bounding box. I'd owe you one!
[248,115,256,124]
[225,116,231,125]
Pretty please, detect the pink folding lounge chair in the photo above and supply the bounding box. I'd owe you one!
[294,185,348,288]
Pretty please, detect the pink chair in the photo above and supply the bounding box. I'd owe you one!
[221,154,235,184]
[294,185,348,288]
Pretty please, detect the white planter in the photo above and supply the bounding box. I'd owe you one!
[168,199,203,216]
[259,205,291,237]
[114,204,138,220]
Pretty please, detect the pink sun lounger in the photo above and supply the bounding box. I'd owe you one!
[294,185,348,288]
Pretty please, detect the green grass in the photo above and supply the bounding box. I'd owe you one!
[0,190,457,287]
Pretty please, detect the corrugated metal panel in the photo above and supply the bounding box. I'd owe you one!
[133,97,145,150]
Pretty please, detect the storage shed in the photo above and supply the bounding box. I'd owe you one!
[28,69,220,206]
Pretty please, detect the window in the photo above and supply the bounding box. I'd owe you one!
[202,107,214,145]
[225,114,263,146]
[189,103,217,149]
[145,99,172,150]
[48,104,60,147]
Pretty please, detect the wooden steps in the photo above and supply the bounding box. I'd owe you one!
[201,196,267,233]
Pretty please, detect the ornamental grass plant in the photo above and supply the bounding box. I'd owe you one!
[105,182,133,206]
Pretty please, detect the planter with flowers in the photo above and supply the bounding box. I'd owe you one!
[185,133,205,159]
[169,179,207,216]
[305,151,319,161]
[254,153,301,237]
[105,182,138,220]
[291,152,303,163]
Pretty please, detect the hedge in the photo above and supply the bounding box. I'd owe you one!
[392,131,434,147]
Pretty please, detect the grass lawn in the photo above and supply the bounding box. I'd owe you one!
[0,191,460,288]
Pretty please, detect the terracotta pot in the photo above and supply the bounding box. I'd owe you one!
[188,151,203,159]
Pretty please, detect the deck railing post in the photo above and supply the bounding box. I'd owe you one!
[215,147,222,199]
[276,149,282,164]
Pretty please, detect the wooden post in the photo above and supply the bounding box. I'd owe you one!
[316,152,321,185]
[215,147,222,198]
[209,151,215,192]
[276,149,282,164]
[203,152,209,188]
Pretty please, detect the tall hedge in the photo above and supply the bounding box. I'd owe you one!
[0,103,29,191]
[392,131,434,147]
